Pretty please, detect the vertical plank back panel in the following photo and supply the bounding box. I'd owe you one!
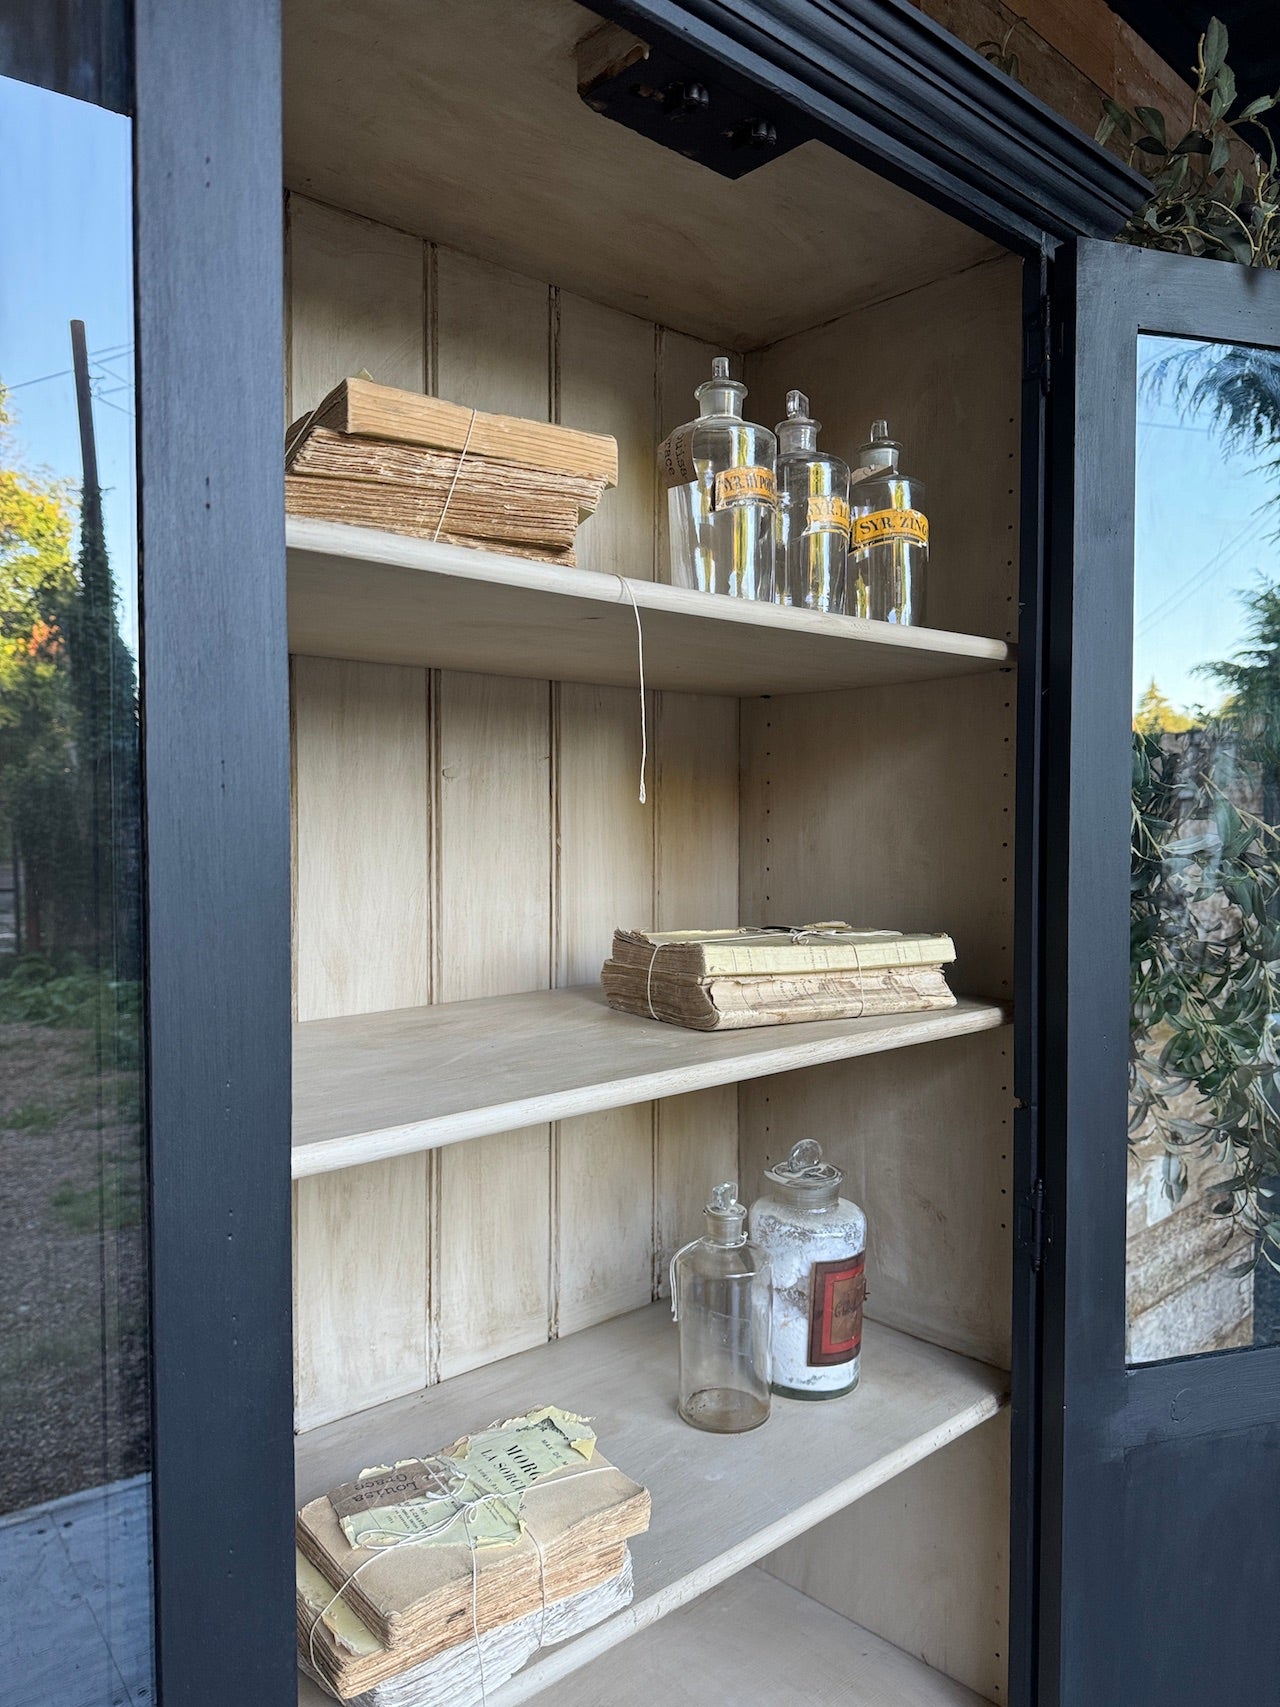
[292,654,431,1427]
[555,680,657,1332]
[430,248,558,1378]
[559,293,655,581]
[653,691,740,1290]
[286,195,426,417]
[764,1412,1011,1704]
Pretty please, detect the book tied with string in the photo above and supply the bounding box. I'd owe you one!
[285,377,618,565]
[296,1405,649,1701]
[602,924,958,1030]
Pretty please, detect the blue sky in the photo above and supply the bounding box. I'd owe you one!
[0,74,137,654]
[1134,333,1280,717]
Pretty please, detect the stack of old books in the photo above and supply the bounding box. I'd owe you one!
[285,377,618,565]
[296,1406,649,1704]
[602,924,957,1031]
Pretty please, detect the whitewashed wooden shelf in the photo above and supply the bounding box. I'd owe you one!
[286,518,1014,696]
[294,1304,1007,1706]
[292,985,1008,1177]
[522,1567,992,1707]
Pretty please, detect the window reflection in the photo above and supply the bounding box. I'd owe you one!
[1129,331,1280,1363]
[0,74,152,1699]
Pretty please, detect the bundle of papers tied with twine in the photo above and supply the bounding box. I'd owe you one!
[296,1405,650,1703]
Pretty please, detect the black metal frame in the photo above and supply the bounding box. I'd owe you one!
[134,1,296,1702]
[1041,240,1280,1705]
[600,0,1146,247]
[112,3,1166,1704]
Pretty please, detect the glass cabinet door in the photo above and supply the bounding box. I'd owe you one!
[0,57,152,1707]
[1129,330,1280,1363]
[1041,240,1280,1707]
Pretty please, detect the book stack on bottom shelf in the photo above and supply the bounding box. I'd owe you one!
[295,1408,649,1706]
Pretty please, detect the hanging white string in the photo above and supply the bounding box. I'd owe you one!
[304,1461,622,1705]
[433,407,480,542]
[614,576,648,805]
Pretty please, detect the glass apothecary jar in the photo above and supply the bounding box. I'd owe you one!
[748,1140,866,1400]
[670,1182,772,1432]
[775,389,850,613]
[848,419,928,625]
[659,357,777,601]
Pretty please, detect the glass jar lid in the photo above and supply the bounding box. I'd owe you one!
[764,1139,843,1194]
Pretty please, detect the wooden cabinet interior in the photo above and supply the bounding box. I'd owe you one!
[284,1,1019,1700]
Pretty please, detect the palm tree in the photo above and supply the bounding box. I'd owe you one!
[1149,343,1280,522]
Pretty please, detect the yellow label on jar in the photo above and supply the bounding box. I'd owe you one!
[714,465,777,508]
[807,495,851,532]
[850,507,928,550]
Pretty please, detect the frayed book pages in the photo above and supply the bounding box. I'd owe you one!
[602,960,957,1030]
[298,1548,634,1706]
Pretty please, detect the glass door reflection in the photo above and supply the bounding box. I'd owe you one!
[1129,330,1280,1363]
[0,73,152,1701]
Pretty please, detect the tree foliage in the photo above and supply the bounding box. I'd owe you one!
[1134,678,1196,735]
[1098,17,1280,268]
[0,387,86,949]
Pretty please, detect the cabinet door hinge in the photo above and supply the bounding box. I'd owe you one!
[1019,1178,1047,1272]
[1023,303,1052,396]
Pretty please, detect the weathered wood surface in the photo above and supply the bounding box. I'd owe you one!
[294,1304,1007,1700]
[287,518,1014,694]
[292,987,1008,1176]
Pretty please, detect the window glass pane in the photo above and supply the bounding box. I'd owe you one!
[1129,331,1280,1363]
[0,73,152,1698]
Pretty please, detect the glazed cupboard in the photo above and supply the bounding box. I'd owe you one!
[287,0,1022,1692]
[96,0,1280,1705]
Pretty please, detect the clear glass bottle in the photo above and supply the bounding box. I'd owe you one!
[670,1182,772,1432]
[775,390,850,613]
[847,419,928,625]
[748,1140,866,1400]
[659,357,778,601]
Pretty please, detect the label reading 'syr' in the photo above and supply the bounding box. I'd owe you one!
[807,494,851,533]
[850,507,929,551]
[807,1254,866,1367]
[714,465,777,509]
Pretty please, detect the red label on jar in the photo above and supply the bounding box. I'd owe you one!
[807,1254,866,1366]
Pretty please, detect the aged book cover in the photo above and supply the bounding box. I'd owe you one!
[611,924,957,978]
[288,377,618,485]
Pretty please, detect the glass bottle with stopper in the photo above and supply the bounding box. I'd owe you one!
[658,357,778,601]
[848,419,928,625]
[670,1181,772,1432]
[775,390,851,614]
[748,1140,866,1399]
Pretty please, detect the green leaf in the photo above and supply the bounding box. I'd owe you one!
[1203,17,1229,82]
[1136,105,1167,144]
[1210,131,1232,175]
[1215,63,1238,110]
[1173,131,1213,155]
[1238,95,1275,121]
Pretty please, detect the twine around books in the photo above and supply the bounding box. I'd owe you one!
[431,407,479,543]
[305,1459,622,1706]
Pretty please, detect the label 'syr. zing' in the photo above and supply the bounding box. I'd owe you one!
[850,507,928,552]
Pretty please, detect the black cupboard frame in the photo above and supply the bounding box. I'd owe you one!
[120,2,1155,1704]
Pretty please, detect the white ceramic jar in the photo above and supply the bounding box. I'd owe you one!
[748,1139,866,1399]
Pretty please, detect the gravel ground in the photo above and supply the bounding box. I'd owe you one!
[0,1019,150,1514]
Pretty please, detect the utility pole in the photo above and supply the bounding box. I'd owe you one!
[70,319,102,540]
